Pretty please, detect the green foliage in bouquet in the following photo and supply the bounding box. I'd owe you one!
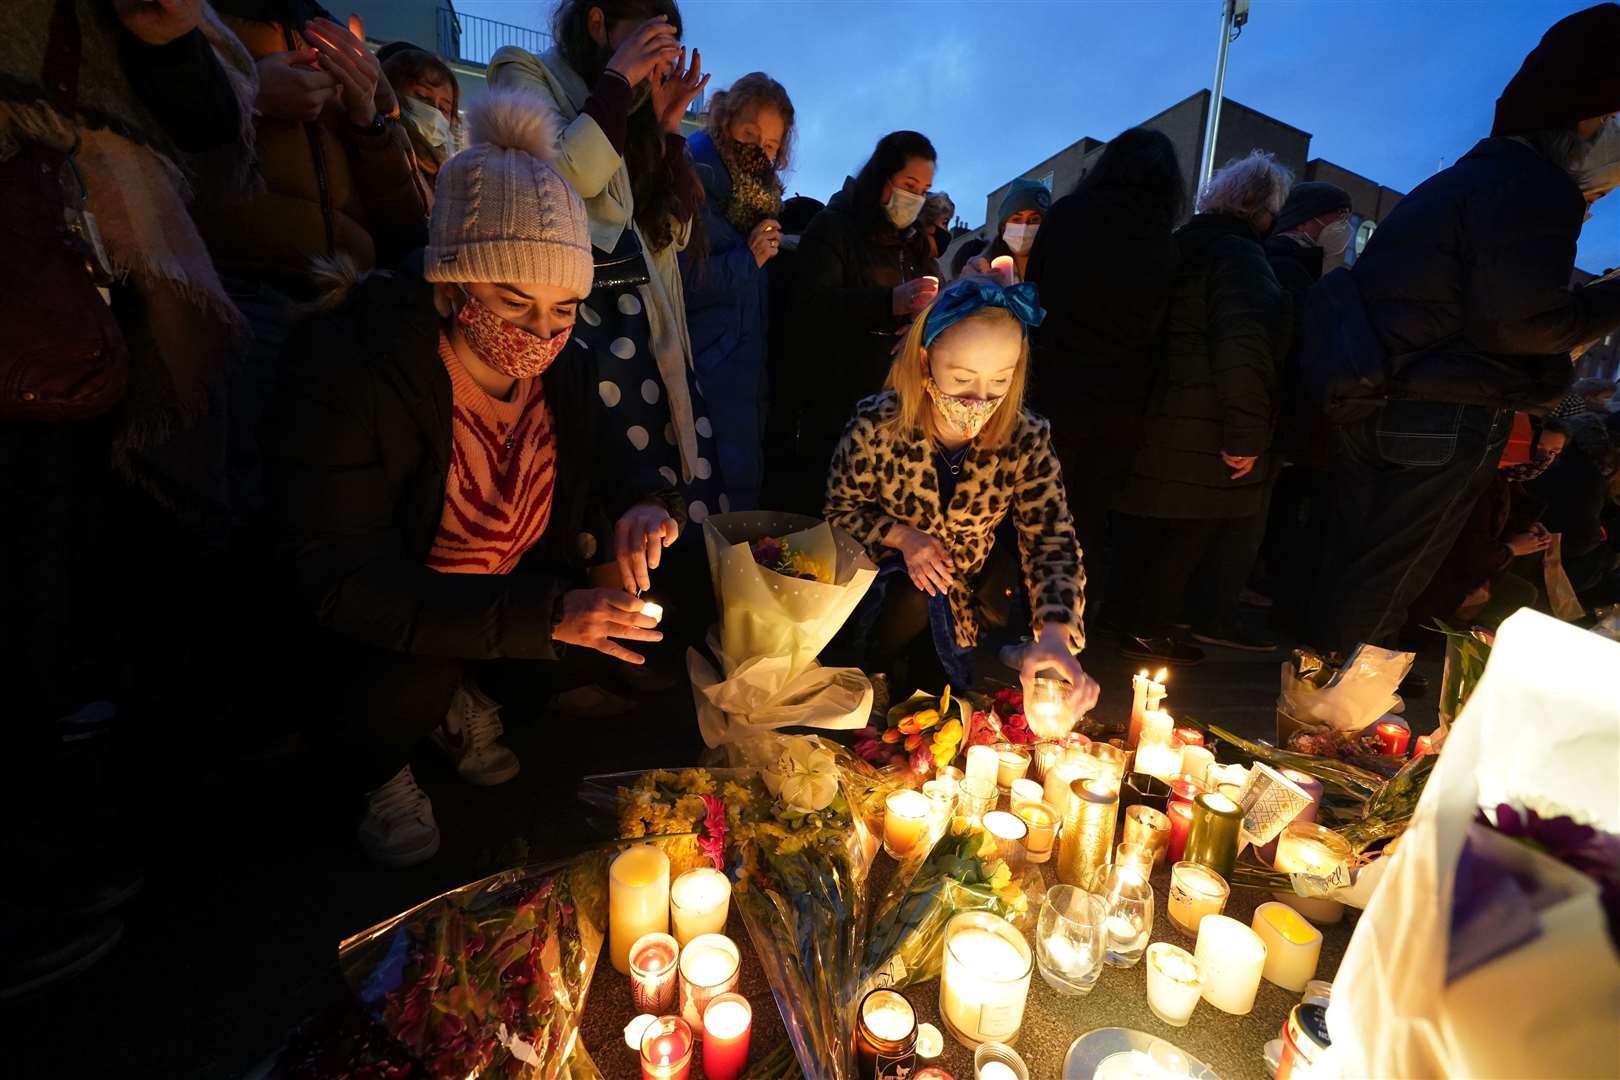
[1434,620,1493,727]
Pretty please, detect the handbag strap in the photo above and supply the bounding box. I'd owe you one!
[42,0,84,122]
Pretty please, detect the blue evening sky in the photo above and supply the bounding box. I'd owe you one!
[458,0,1619,272]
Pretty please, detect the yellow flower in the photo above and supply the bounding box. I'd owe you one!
[987,861,1012,892]
[978,832,998,860]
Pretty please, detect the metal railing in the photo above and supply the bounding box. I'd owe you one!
[438,6,551,66]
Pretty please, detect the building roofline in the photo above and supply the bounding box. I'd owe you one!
[1308,156,1404,197]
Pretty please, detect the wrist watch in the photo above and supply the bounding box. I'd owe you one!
[350,111,386,137]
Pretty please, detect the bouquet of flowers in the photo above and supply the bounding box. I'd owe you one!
[853,686,969,777]
[687,513,878,748]
[978,687,1036,746]
[610,768,734,878]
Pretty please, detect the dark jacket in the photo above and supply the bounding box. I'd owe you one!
[785,177,940,463]
[1117,214,1288,519]
[1025,182,1179,428]
[1529,416,1613,557]
[1411,474,1544,630]
[1356,137,1620,410]
[1266,235,1333,465]
[680,131,770,509]
[266,270,627,662]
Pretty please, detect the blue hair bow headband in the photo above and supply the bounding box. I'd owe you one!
[921,277,1047,348]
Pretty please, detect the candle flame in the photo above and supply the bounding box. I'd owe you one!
[1155,668,1168,684]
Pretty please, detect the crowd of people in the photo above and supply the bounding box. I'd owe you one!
[4,0,1620,999]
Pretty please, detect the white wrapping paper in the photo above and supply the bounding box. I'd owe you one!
[1324,610,1620,1078]
[686,512,878,748]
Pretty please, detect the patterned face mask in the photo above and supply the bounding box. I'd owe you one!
[925,376,1006,440]
[456,291,571,379]
[729,139,776,177]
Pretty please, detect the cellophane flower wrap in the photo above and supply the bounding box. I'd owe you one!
[687,512,878,748]
[853,686,971,777]
[287,856,609,1079]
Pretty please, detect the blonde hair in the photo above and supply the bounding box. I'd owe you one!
[705,72,796,173]
[884,286,1030,450]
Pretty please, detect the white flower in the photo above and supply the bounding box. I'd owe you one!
[762,737,839,813]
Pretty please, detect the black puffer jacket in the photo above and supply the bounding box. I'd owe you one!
[785,177,940,464]
[266,270,666,661]
[1117,214,1287,519]
[1358,137,1620,409]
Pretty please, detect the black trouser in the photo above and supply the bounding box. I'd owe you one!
[1185,459,1279,635]
[865,577,949,701]
[323,645,466,794]
[1112,514,1234,639]
[1264,464,1336,638]
[1315,401,1511,655]
[1053,408,1147,634]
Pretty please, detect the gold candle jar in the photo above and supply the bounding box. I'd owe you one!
[1123,804,1171,868]
[1057,778,1119,890]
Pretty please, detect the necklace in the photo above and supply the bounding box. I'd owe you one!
[937,442,970,476]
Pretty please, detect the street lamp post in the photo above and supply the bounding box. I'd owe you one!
[1197,0,1250,189]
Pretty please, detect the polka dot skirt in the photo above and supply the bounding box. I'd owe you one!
[574,281,729,556]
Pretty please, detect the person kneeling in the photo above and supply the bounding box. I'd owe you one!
[825,274,1100,714]
[268,92,680,867]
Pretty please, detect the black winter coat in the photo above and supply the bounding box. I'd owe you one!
[266,271,640,662]
[1024,182,1179,431]
[1117,214,1287,520]
[1266,236,1332,465]
[785,177,940,462]
[1357,137,1620,409]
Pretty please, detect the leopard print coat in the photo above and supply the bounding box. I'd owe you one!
[825,392,1087,652]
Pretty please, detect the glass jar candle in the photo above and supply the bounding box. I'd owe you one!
[677,933,740,1029]
[1032,741,1064,782]
[982,810,1030,873]
[1184,791,1242,881]
[1271,821,1352,919]
[1057,778,1118,890]
[669,867,731,946]
[1100,861,1154,968]
[1009,778,1044,810]
[1115,840,1155,876]
[993,742,1032,790]
[1168,860,1230,937]
[1166,798,1195,864]
[939,911,1033,1049]
[854,988,917,1080]
[959,776,997,824]
[883,789,933,860]
[1013,800,1058,864]
[923,778,959,830]
[1145,942,1203,1027]
[1025,676,1075,741]
[628,932,680,1013]
[639,1015,693,1080]
[1123,804,1171,867]
[1091,742,1127,787]
[974,1041,1029,1080]
[701,994,751,1080]
[1035,885,1106,995]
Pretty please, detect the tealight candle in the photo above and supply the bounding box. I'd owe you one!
[1013,800,1058,863]
[1412,733,1435,759]
[1057,778,1118,890]
[1166,798,1195,863]
[1374,718,1410,757]
[1145,942,1204,1027]
[1184,792,1242,881]
[677,933,740,1029]
[701,993,752,1080]
[939,912,1032,1049]
[993,743,1032,789]
[611,845,670,974]
[1128,668,1168,749]
[1251,901,1323,992]
[1194,915,1269,1015]
[1123,805,1171,867]
[1167,860,1230,936]
[629,932,680,1013]
[965,744,999,790]
[1010,778,1044,809]
[639,1015,693,1080]
[1179,744,1214,784]
[640,600,664,624]
[884,789,933,859]
[669,867,731,945]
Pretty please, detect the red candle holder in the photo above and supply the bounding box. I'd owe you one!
[1167,799,1196,864]
[1169,774,1206,807]
[1412,733,1435,759]
[1172,727,1205,749]
[640,1015,693,1080]
[1373,720,1411,757]
[701,993,752,1080]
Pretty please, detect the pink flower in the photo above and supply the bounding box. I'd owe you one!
[909,744,935,776]
[699,794,729,870]
[854,737,883,761]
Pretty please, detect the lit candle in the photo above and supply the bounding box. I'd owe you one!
[1032,741,1064,781]
[1139,707,1174,748]
[1194,914,1268,1015]
[1271,821,1353,924]
[677,933,740,1029]
[1184,792,1242,881]
[640,600,665,624]
[1251,901,1323,992]
[1412,733,1435,759]
[1042,760,1083,819]
[978,1061,1020,1080]
[1026,675,1073,740]
[854,988,917,1078]
[629,932,680,1013]
[1172,727,1204,748]
[1010,778,1044,809]
[939,912,1032,1048]
[1057,778,1118,890]
[983,810,1029,871]
[1145,942,1203,1027]
[1133,740,1184,783]
[639,1015,693,1080]
[883,789,933,859]
[1123,805,1171,867]
[1169,773,1205,807]
[965,744,999,790]
[1206,762,1249,791]
[669,867,731,946]
[1115,840,1155,875]
[1166,799,1195,863]
[610,845,670,974]
[994,743,1032,789]
[1013,800,1058,863]
[1091,742,1127,786]
[1127,668,1168,749]
[701,993,752,1080]
[958,776,997,824]
[1167,860,1230,936]
[1100,861,1153,968]
[923,778,958,829]
[1373,719,1410,757]
[1179,745,1214,784]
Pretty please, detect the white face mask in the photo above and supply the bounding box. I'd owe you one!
[884,186,925,229]
[1003,222,1038,255]
[403,97,453,158]
[1316,218,1352,256]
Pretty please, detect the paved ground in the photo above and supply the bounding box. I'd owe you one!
[6,619,1439,1079]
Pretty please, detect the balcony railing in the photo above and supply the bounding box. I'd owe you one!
[438,6,551,67]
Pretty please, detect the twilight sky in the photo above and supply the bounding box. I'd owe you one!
[458,0,1620,272]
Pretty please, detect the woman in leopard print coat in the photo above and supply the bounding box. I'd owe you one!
[825,275,1099,713]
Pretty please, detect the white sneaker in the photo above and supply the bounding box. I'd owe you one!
[357,766,440,867]
[432,683,520,786]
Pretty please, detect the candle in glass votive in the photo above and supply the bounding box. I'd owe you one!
[1128,669,1168,749]
[1057,778,1118,890]
[854,988,917,1079]
[639,1015,693,1080]
[1272,821,1353,924]
[1032,741,1064,782]
[669,868,731,945]
[1014,800,1058,863]
[1168,860,1230,936]
[983,810,1029,872]
[1091,742,1127,786]
[701,993,752,1080]
[1123,805,1171,867]
[1179,745,1215,784]
[1169,773,1206,806]
[993,743,1031,790]
[629,932,680,1013]
[1184,792,1242,881]
[958,776,997,824]
[1010,778,1044,809]
[1100,861,1153,968]
[640,600,664,624]
[1167,798,1195,863]
[1373,719,1411,757]
[1251,901,1323,992]
[1060,730,1092,760]
[1042,760,1083,819]
[965,744,999,790]
[1026,676,1073,740]
[883,789,933,859]
[611,845,670,974]
[939,912,1032,1049]
[923,778,958,827]
[677,933,740,1029]
[1145,942,1203,1027]
[1194,915,1268,1015]
[1206,762,1249,791]
[1115,840,1155,875]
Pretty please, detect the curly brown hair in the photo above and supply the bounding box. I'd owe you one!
[704,72,796,172]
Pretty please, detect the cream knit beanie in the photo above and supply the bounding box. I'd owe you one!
[423,90,593,295]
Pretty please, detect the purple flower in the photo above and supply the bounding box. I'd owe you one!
[1483,803,1620,950]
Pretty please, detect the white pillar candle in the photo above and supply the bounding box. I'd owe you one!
[965,744,999,790]
[1140,708,1174,747]
[1193,914,1268,1015]
[609,845,669,975]
[1145,942,1203,1027]
[1179,744,1215,784]
[939,913,1033,1048]
[669,867,732,945]
[1251,901,1323,992]
[1042,761,1083,819]
[1134,740,1184,782]
[883,789,933,859]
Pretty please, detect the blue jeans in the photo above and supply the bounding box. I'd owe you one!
[1315,400,1512,653]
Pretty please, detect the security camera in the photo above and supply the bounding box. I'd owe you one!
[1232,0,1250,28]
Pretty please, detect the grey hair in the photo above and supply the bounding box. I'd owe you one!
[924,191,955,221]
[1197,150,1294,226]
[1519,127,1596,174]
